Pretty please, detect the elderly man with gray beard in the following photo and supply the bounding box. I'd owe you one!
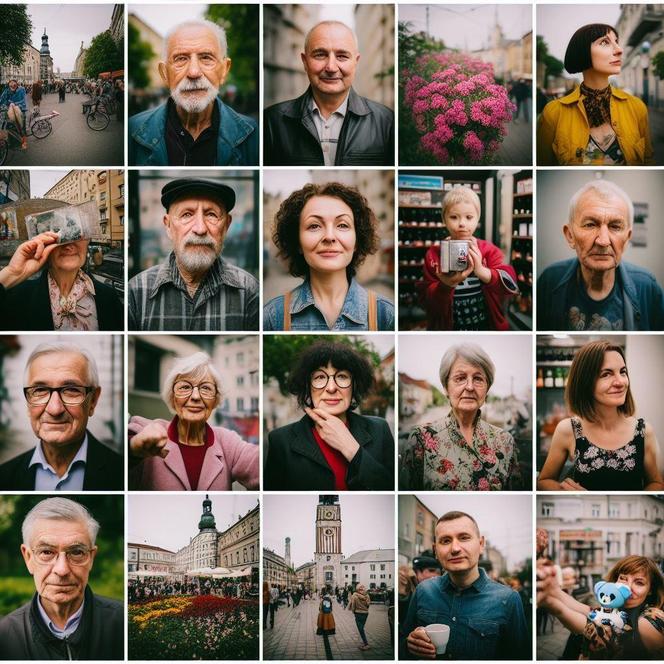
[128,178,259,330]
[129,19,258,166]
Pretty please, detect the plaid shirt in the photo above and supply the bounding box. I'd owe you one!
[128,252,259,331]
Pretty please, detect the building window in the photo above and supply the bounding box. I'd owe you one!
[120,215,124,226]
[380,564,385,570]
[237,397,244,411]
[591,504,600,518]
[99,208,107,221]
[119,184,124,197]
[417,511,424,526]
[237,375,244,387]
[609,504,620,519]
[251,397,259,412]
[370,564,376,571]
[237,352,245,366]
[541,502,554,517]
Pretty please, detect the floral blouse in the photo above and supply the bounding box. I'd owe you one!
[400,412,520,490]
[48,270,99,331]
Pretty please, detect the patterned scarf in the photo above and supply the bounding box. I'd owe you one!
[580,83,612,128]
[48,270,98,330]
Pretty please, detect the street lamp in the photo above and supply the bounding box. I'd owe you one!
[641,41,652,105]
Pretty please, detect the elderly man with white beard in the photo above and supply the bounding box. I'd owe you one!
[129,19,258,166]
[128,178,259,330]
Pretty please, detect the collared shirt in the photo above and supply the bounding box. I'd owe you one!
[400,569,530,660]
[29,436,88,491]
[37,595,84,639]
[47,271,99,331]
[128,252,259,331]
[310,95,348,166]
[165,97,220,166]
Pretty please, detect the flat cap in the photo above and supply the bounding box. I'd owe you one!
[412,554,442,571]
[161,178,236,212]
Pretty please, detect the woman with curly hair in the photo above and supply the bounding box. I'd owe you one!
[264,340,394,490]
[263,182,394,330]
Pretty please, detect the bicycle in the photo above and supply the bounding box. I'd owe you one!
[82,97,110,131]
[0,104,60,165]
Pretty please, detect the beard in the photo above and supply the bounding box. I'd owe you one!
[175,234,221,274]
[171,76,219,113]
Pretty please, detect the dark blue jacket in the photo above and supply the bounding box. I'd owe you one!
[537,258,664,331]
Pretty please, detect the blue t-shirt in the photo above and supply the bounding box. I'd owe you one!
[566,279,623,330]
[0,86,27,112]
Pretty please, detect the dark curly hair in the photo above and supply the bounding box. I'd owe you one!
[287,340,375,410]
[564,24,618,74]
[272,182,379,279]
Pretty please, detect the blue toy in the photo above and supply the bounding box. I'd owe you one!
[588,581,631,631]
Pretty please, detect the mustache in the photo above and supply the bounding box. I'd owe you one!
[176,77,216,93]
[184,234,216,249]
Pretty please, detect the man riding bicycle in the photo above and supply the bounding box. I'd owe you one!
[0,79,28,149]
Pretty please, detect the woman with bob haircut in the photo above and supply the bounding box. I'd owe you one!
[128,352,259,490]
[263,182,394,331]
[264,340,394,490]
[537,554,664,659]
[538,341,664,491]
[537,23,654,165]
[401,343,521,490]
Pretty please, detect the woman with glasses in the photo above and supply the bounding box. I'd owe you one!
[127,352,259,490]
[264,340,394,490]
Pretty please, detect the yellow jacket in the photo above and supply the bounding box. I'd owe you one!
[537,86,654,165]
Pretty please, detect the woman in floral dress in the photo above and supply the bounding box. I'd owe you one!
[400,343,520,490]
[537,340,664,491]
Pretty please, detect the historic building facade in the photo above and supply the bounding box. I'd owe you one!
[128,543,176,573]
[314,495,344,590]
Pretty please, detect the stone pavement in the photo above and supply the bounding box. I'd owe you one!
[496,115,533,166]
[537,615,570,660]
[263,598,394,660]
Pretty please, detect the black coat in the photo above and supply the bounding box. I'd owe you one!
[0,431,124,490]
[264,87,394,166]
[265,412,394,490]
[0,269,123,331]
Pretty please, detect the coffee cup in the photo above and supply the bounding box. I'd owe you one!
[424,623,450,655]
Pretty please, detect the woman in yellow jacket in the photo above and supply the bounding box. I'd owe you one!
[538,23,654,165]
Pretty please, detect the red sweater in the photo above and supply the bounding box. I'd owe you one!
[312,426,349,490]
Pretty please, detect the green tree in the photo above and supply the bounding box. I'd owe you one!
[83,30,123,79]
[0,5,32,67]
[537,35,564,82]
[653,51,664,79]
[398,21,446,73]
[128,22,154,89]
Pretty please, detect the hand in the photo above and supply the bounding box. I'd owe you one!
[467,237,492,283]
[560,477,587,491]
[130,421,169,459]
[0,232,59,289]
[407,627,436,659]
[399,565,417,596]
[536,560,559,607]
[304,407,360,462]
[435,259,474,288]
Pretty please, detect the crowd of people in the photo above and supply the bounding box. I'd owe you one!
[128,576,256,603]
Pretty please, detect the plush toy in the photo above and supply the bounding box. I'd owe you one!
[588,581,631,631]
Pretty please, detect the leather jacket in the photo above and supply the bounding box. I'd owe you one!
[264,87,394,166]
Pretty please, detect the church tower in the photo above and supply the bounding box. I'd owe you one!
[40,29,52,82]
[314,495,343,591]
[195,494,218,569]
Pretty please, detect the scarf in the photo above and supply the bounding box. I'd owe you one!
[48,270,98,330]
[580,83,612,128]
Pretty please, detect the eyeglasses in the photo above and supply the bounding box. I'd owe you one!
[310,371,352,390]
[23,385,95,406]
[173,381,217,399]
[31,545,93,566]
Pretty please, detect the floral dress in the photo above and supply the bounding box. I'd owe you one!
[570,417,645,491]
[400,413,519,490]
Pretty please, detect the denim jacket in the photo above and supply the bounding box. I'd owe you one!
[129,97,258,166]
[537,258,664,331]
[400,569,530,660]
[263,278,394,331]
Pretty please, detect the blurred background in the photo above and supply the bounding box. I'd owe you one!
[263,4,394,109]
[0,494,124,616]
[128,4,258,119]
[263,169,394,305]
[128,169,258,280]
[0,334,123,464]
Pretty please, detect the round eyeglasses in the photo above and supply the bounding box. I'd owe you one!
[23,385,95,406]
[310,371,352,390]
[173,381,217,399]
[31,545,93,566]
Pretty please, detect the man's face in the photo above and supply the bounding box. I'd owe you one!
[164,195,231,274]
[26,352,100,447]
[415,567,442,583]
[8,80,17,91]
[563,190,632,274]
[434,517,485,574]
[301,23,359,98]
[21,518,97,609]
[159,24,231,114]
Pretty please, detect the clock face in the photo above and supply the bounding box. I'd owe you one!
[324,528,333,535]
[324,509,334,519]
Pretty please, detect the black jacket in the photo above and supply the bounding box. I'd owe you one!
[264,88,394,166]
[0,586,123,660]
[0,431,124,491]
[0,269,123,331]
[265,412,394,490]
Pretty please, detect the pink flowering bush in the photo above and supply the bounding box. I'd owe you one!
[401,52,515,165]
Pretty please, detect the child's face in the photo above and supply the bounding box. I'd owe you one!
[444,202,479,239]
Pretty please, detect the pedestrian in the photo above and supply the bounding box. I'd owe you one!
[269,584,279,628]
[349,584,371,650]
[262,582,270,629]
[342,587,349,608]
[115,78,124,122]
[317,590,336,635]
[58,81,65,103]
[31,80,42,111]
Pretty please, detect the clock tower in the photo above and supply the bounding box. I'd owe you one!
[314,495,343,591]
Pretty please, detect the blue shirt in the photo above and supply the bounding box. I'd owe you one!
[29,436,88,491]
[400,568,530,660]
[0,85,27,112]
[37,595,84,639]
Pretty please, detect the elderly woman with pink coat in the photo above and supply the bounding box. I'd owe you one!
[128,352,259,490]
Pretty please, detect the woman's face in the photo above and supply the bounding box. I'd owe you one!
[298,195,356,276]
[445,358,489,416]
[310,362,353,419]
[589,30,622,76]
[593,350,628,409]
[617,570,651,609]
[172,369,217,425]
[48,239,88,274]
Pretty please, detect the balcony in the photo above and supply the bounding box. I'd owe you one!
[625,7,664,47]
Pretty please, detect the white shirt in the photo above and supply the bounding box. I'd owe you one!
[310,95,349,166]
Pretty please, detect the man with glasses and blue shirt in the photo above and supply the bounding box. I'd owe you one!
[0,343,123,490]
[0,497,123,659]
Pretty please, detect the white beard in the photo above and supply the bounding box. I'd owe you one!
[172,77,218,113]
[175,235,220,273]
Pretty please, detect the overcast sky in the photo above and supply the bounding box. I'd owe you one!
[263,495,394,569]
[128,494,259,552]
[400,4,532,52]
[27,4,116,72]
[30,170,69,198]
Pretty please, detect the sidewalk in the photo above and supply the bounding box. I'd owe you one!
[647,104,664,164]
[537,616,570,660]
[496,116,533,166]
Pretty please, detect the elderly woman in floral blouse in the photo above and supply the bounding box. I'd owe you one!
[400,343,520,490]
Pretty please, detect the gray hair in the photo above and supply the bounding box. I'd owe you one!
[23,343,100,387]
[568,180,634,227]
[439,343,495,390]
[161,351,223,414]
[22,498,100,546]
[303,20,358,53]
[163,19,228,61]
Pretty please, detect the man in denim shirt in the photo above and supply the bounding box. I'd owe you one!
[402,511,530,660]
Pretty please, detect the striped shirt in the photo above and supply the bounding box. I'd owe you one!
[311,95,348,166]
[128,252,259,331]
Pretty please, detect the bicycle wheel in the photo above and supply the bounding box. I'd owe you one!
[31,119,51,139]
[0,139,7,166]
[86,110,109,131]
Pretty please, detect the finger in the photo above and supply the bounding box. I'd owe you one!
[311,407,329,420]
[158,447,170,459]
[304,406,321,423]
[40,242,60,261]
